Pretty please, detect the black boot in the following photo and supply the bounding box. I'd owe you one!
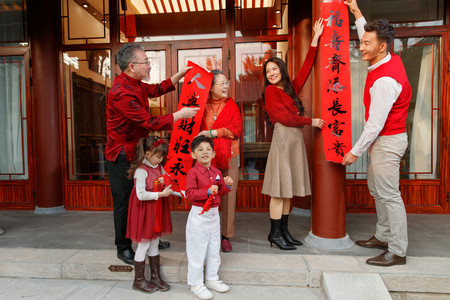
[281,215,303,245]
[268,218,296,250]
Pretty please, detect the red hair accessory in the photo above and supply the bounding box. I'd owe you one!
[149,138,166,151]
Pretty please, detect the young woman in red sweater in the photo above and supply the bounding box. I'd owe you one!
[262,19,326,250]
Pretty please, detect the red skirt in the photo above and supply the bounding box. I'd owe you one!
[126,189,172,243]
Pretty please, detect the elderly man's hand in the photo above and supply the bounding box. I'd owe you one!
[173,107,200,121]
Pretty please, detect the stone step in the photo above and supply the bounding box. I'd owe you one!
[1,247,450,296]
[323,272,391,300]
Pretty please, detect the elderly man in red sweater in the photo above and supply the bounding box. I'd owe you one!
[342,0,411,266]
[105,43,199,265]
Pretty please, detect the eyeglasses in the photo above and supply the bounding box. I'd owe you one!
[130,61,151,65]
[213,81,230,87]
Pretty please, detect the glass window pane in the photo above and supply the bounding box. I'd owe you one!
[61,0,110,45]
[177,47,223,99]
[396,37,440,179]
[143,50,169,136]
[0,55,28,180]
[63,50,111,180]
[349,0,444,26]
[235,41,288,180]
[120,0,226,43]
[235,0,288,37]
[346,41,369,179]
[0,0,27,45]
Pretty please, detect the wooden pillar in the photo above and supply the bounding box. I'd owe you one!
[291,0,313,210]
[29,0,64,210]
[306,0,352,248]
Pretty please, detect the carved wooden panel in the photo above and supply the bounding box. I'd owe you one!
[62,179,447,214]
[0,184,33,209]
[346,180,445,213]
[65,183,113,210]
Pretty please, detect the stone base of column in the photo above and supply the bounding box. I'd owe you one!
[304,231,354,250]
[34,206,65,215]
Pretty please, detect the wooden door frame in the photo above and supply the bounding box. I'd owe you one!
[0,47,35,209]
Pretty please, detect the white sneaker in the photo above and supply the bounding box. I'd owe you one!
[205,279,230,293]
[191,284,213,300]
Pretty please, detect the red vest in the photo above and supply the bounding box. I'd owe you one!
[363,54,411,136]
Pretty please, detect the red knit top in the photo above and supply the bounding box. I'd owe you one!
[264,46,318,127]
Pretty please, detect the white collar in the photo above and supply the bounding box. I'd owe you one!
[143,158,158,168]
[368,52,391,72]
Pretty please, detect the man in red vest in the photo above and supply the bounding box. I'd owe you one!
[105,43,199,265]
[342,0,411,266]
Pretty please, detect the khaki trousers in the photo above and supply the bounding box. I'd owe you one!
[220,156,239,238]
[368,132,408,257]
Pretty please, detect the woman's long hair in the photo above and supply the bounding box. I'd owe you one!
[262,57,305,125]
[127,136,168,179]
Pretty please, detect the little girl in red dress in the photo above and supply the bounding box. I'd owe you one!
[126,136,179,294]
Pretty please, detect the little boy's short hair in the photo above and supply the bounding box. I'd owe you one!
[191,135,214,152]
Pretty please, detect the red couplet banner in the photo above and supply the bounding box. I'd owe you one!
[320,1,352,163]
[165,61,213,190]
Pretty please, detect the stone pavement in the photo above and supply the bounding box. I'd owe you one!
[0,278,325,300]
[0,210,450,299]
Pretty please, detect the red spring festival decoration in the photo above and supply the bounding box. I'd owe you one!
[320,0,352,163]
[165,62,213,190]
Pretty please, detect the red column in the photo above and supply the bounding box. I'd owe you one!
[310,0,348,241]
[29,0,64,209]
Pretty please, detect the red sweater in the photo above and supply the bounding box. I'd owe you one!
[105,72,175,162]
[364,54,411,136]
[264,46,317,127]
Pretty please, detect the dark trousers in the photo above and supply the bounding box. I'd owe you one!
[105,154,134,252]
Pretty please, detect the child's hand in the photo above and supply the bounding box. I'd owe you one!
[223,176,233,186]
[159,185,173,198]
[210,184,219,194]
[158,176,165,185]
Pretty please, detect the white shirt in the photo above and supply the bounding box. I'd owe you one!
[134,159,182,201]
[350,17,403,157]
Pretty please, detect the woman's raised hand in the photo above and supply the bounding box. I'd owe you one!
[311,18,324,47]
[311,118,326,129]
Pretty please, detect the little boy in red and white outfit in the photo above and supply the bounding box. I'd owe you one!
[185,135,233,300]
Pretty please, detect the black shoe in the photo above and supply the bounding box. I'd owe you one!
[117,248,135,265]
[158,240,170,250]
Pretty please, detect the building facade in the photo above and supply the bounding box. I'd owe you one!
[0,0,449,214]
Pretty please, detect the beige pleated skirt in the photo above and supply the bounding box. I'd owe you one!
[261,123,311,198]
